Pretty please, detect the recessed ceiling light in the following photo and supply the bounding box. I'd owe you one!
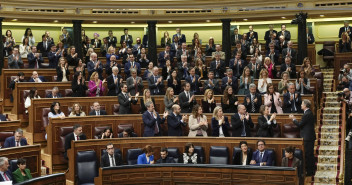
[281,17,286,19]
[12,19,18,21]
[92,21,97,23]
[206,20,211,22]
[320,15,325,17]
[243,19,248,21]
[53,20,58,23]
[131,21,135,24]
[168,21,173,23]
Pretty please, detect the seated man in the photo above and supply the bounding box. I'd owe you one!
[167,104,187,136]
[29,71,46,82]
[156,148,176,163]
[283,83,302,113]
[142,101,168,137]
[118,83,139,114]
[0,157,14,182]
[89,102,107,116]
[64,124,86,159]
[46,86,62,98]
[118,128,138,138]
[4,128,28,148]
[101,143,122,167]
[27,46,44,69]
[250,140,273,166]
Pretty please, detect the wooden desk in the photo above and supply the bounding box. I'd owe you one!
[66,137,303,184]
[15,173,65,185]
[0,120,21,132]
[0,145,41,178]
[94,165,298,185]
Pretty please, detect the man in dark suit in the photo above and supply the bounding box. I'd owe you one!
[231,28,243,46]
[179,82,196,113]
[307,28,315,44]
[7,48,23,69]
[172,27,186,45]
[120,28,133,48]
[339,20,352,38]
[167,104,187,136]
[64,124,87,159]
[0,157,14,182]
[126,68,144,96]
[250,140,273,166]
[27,46,44,69]
[247,56,261,79]
[156,148,176,163]
[158,45,174,68]
[264,25,277,44]
[203,71,221,95]
[177,55,190,80]
[210,53,226,79]
[107,66,123,96]
[283,83,302,113]
[3,128,28,148]
[185,67,201,95]
[176,43,191,62]
[290,99,316,176]
[231,104,254,137]
[124,55,141,78]
[221,69,238,93]
[142,101,167,137]
[9,72,26,102]
[232,41,247,59]
[46,86,62,98]
[244,84,262,113]
[101,143,122,167]
[230,53,247,78]
[89,102,107,116]
[148,67,164,95]
[36,34,50,57]
[280,57,296,79]
[118,83,139,114]
[132,37,143,57]
[277,24,291,41]
[282,41,297,64]
[87,52,103,80]
[142,34,148,48]
[106,30,118,47]
[266,43,280,65]
[48,44,62,68]
[247,25,258,43]
[278,35,288,53]
[29,71,46,82]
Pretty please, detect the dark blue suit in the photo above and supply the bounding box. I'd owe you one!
[142,111,165,137]
[167,113,187,136]
[0,170,14,182]
[172,34,186,45]
[48,51,61,68]
[229,59,247,78]
[158,51,174,68]
[27,53,44,68]
[148,75,164,95]
[251,150,273,166]
[3,136,28,148]
[221,76,238,93]
[185,75,201,95]
[29,76,46,82]
[0,114,6,121]
[87,60,103,80]
[124,61,141,77]
[266,49,280,65]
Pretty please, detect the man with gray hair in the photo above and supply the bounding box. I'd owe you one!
[107,66,123,96]
[0,157,13,182]
[177,55,190,80]
[167,104,187,136]
[148,67,164,95]
[244,83,262,113]
[339,20,352,38]
[283,83,302,113]
[46,86,62,98]
[290,99,315,176]
[142,101,168,137]
[87,52,103,79]
[210,52,226,79]
[126,68,144,96]
[4,128,28,148]
[222,68,238,93]
[282,41,297,64]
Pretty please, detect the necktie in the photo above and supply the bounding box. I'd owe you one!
[235,35,238,41]
[260,152,263,162]
[154,76,158,94]
[76,136,79,141]
[16,141,19,147]
[292,94,296,112]
[251,95,256,113]
[150,112,159,134]
[111,155,115,167]
[241,114,246,136]
[4,173,9,181]
[132,62,134,68]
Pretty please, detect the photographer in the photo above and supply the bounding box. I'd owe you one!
[337,76,350,91]
[338,64,352,81]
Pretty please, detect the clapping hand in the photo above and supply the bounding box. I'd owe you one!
[245,113,250,120]
[163,111,168,118]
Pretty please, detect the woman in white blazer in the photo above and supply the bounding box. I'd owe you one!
[264,84,283,114]
[188,105,208,137]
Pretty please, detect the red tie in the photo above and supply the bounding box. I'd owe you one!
[4,172,9,181]
[76,136,79,141]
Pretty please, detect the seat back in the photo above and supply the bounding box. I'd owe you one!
[94,126,111,139]
[117,124,133,134]
[209,146,229,164]
[65,89,73,97]
[281,148,303,177]
[266,149,276,166]
[76,150,98,185]
[113,104,120,115]
[194,146,205,164]
[9,160,18,172]
[126,148,143,165]
[41,108,51,130]
[272,123,281,138]
[0,132,13,147]
[58,127,74,154]
[282,123,300,138]
[167,147,180,163]
[250,124,259,137]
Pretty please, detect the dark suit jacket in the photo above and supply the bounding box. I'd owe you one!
[282,48,297,64]
[168,77,181,95]
[172,34,186,45]
[264,30,277,42]
[0,170,14,182]
[100,152,122,167]
[177,62,190,80]
[29,76,46,82]
[71,80,88,97]
[230,59,247,77]
[307,33,315,44]
[179,91,195,113]
[142,35,148,47]
[48,51,61,68]
[211,117,230,137]
[266,49,280,65]
[117,93,137,114]
[277,30,291,41]
[167,113,187,136]
[120,35,133,47]
[247,31,258,41]
[243,93,262,113]
[158,51,174,68]
[281,157,301,168]
[89,110,107,116]
[27,53,44,68]
[56,66,70,82]
[293,109,316,141]
[3,136,27,148]
[257,115,277,137]
[64,133,87,159]
[106,36,118,47]
[231,113,254,137]
[45,93,62,98]
[148,75,164,95]
[91,39,102,48]
[87,60,103,79]
[280,63,296,78]
[185,75,201,95]
[36,42,50,57]
[210,60,226,79]
[231,34,243,46]
[251,150,273,166]
[283,92,302,113]
[339,26,352,38]
[221,76,238,93]
[233,149,252,165]
[247,62,261,79]
[204,79,221,95]
[142,111,165,137]
[124,61,141,77]
[156,157,175,164]
[107,74,123,96]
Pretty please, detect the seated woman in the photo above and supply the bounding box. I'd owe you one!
[278,72,291,94]
[188,105,208,137]
[13,158,32,183]
[296,70,311,95]
[143,62,154,80]
[238,67,253,95]
[281,146,301,168]
[48,102,65,119]
[72,71,88,97]
[264,84,283,114]
[56,57,70,82]
[137,145,154,164]
[211,106,230,137]
[233,141,252,165]
[167,70,181,95]
[140,89,156,113]
[257,105,277,137]
[183,143,200,164]
[258,69,272,94]
[221,86,238,113]
[24,87,41,114]
[118,128,138,138]
[68,103,86,117]
[194,58,208,80]
[162,60,173,80]
[100,127,113,139]
[202,89,216,114]
[88,71,106,97]
[300,57,315,78]
[164,87,178,114]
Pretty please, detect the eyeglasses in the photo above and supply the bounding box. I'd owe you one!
[107,147,114,150]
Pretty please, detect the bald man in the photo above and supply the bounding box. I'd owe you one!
[87,52,103,79]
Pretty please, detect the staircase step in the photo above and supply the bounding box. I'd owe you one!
[318,132,340,140]
[320,119,340,126]
[313,171,339,184]
[315,146,339,155]
[317,155,339,164]
[319,125,340,133]
[322,114,340,120]
[316,163,338,171]
[318,139,339,146]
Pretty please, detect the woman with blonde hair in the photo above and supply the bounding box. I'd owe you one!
[300,57,315,78]
[262,57,276,79]
[339,32,351,53]
[85,48,94,63]
[188,105,208,137]
[56,57,70,82]
[69,103,86,117]
[106,46,119,66]
[88,71,106,97]
[211,106,230,137]
[161,31,171,48]
[164,87,178,114]
[221,86,238,113]
[140,89,156,113]
[238,67,254,95]
[258,69,272,94]
[195,58,207,80]
[202,89,216,113]
[278,71,291,94]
